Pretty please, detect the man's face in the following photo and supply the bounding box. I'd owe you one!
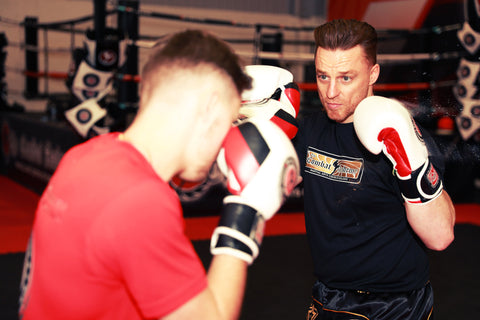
[315,45,379,123]
[178,84,241,183]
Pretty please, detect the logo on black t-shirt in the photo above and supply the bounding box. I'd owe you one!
[305,147,364,184]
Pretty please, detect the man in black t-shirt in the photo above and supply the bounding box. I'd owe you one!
[295,19,456,320]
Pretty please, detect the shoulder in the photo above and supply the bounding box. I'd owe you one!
[413,120,442,156]
[88,178,183,254]
[114,178,180,215]
[59,133,123,170]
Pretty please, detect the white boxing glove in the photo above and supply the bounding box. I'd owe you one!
[211,117,300,264]
[353,96,443,204]
[238,65,301,139]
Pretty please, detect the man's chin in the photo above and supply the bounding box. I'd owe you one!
[326,110,342,122]
[177,171,209,184]
[326,110,352,123]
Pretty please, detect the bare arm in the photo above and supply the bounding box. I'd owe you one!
[162,255,248,320]
[405,190,455,251]
[206,255,248,319]
[162,117,298,319]
[353,97,456,251]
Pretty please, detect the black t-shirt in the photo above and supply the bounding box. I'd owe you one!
[295,110,444,292]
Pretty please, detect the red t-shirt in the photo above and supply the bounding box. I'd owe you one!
[19,133,207,319]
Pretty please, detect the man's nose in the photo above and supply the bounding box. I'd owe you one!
[326,81,339,99]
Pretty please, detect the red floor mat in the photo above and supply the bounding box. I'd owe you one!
[0,176,39,254]
[1,176,479,254]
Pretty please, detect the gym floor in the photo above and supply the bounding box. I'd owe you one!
[1,176,479,319]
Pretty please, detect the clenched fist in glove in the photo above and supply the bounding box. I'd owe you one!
[238,65,300,139]
[211,118,300,264]
[353,96,443,204]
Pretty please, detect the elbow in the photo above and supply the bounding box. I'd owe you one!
[426,231,454,251]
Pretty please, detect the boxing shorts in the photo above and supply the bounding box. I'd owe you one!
[307,280,434,320]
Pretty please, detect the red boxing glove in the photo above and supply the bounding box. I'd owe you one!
[238,65,300,139]
[211,118,300,264]
[353,96,443,204]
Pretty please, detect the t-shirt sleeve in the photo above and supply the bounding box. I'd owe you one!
[293,116,307,176]
[87,179,208,318]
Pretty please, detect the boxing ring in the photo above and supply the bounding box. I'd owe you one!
[1,0,479,209]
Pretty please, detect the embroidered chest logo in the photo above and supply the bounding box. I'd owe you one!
[305,147,364,184]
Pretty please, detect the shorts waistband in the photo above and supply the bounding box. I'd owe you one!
[310,281,434,320]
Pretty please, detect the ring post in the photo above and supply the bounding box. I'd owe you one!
[24,17,38,99]
[94,0,106,43]
[117,0,139,110]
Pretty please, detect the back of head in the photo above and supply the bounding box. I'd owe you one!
[140,29,251,103]
[314,19,377,65]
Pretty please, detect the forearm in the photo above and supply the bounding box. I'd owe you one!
[206,255,248,320]
[196,117,297,319]
[405,190,455,251]
[161,255,247,320]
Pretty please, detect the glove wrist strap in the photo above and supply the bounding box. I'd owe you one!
[210,201,265,265]
[397,159,443,204]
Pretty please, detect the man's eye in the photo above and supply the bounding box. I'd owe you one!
[317,74,327,80]
[343,76,351,81]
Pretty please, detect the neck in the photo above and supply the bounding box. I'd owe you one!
[121,119,182,182]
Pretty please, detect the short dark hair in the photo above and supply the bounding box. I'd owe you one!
[314,19,377,65]
[141,29,251,95]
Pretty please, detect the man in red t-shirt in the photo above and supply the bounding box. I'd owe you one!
[18,30,300,320]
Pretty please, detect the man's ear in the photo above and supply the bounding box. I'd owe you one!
[197,91,220,125]
[369,64,380,86]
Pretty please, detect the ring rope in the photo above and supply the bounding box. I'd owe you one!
[298,80,457,92]
[0,11,463,36]
[0,16,22,26]
[115,6,463,36]
[0,10,467,100]
[33,11,117,29]
[13,65,458,93]
[235,50,465,63]
[7,42,72,53]
[0,11,465,52]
